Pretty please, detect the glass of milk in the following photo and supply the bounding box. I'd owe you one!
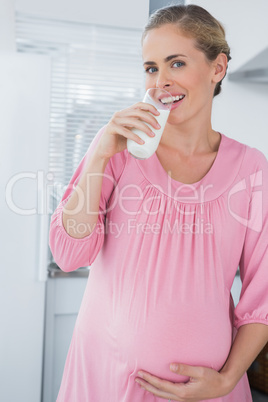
[127,88,172,160]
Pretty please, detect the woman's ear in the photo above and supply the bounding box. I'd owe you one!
[212,53,228,84]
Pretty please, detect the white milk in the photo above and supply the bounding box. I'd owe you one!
[127,108,170,160]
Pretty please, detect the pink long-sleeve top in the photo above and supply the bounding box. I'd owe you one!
[50,126,268,401]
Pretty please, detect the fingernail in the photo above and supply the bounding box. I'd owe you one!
[170,364,179,371]
[150,131,155,136]
[137,371,143,378]
[157,123,161,129]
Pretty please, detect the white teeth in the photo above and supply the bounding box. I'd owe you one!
[161,96,173,104]
[161,95,185,104]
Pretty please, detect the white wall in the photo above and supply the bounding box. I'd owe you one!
[15,0,150,29]
[0,52,51,402]
[186,0,268,157]
[0,0,16,51]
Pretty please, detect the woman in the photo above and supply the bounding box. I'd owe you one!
[50,5,268,401]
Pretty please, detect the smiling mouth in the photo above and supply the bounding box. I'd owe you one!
[160,95,185,104]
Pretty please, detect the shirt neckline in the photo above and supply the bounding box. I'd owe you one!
[133,132,248,204]
[152,132,224,187]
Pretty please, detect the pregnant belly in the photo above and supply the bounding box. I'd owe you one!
[77,278,233,384]
[117,299,232,383]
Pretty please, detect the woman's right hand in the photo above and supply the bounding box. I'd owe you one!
[95,102,161,160]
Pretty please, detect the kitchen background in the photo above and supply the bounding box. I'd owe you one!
[0,0,268,401]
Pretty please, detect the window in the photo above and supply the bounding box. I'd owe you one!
[15,13,145,191]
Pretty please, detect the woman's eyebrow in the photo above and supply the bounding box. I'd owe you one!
[143,54,187,66]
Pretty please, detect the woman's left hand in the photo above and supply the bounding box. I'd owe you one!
[135,363,233,401]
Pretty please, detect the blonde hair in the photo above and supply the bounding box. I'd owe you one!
[142,4,231,97]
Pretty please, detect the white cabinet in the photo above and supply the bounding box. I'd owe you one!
[42,270,88,402]
[231,273,242,307]
[228,47,268,83]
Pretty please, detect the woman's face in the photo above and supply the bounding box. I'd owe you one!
[142,24,219,126]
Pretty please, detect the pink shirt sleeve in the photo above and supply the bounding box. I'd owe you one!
[234,148,268,329]
[49,125,127,272]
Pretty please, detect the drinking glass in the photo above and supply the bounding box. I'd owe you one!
[127,88,172,160]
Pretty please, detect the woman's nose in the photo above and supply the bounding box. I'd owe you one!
[156,71,173,89]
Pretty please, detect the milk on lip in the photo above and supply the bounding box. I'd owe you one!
[127,108,170,160]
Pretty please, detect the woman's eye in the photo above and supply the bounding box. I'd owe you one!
[145,67,157,74]
[144,62,184,74]
[173,61,185,68]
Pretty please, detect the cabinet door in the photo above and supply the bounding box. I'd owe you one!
[231,273,242,307]
[42,275,88,402]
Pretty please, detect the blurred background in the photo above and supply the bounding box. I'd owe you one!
[0,0,268,401]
